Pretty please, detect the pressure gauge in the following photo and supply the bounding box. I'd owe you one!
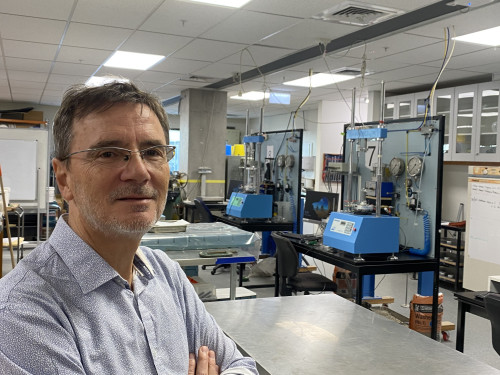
[276,154,285,168]
[407,156,423,177]
[285,155,295,168]
[389,157,405,177]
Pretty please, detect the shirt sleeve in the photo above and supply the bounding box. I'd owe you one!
[0,297,86,374]
[154,251,259,375]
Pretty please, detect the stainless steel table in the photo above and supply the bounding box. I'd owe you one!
[205,294,500,375]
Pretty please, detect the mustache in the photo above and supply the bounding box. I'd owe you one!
[109,185,159,200]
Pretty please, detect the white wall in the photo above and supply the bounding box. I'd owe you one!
[441,164,468,222]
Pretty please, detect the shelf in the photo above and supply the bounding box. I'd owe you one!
[0,118,47,125]
[440,275,463,283]
[440,259,463,267]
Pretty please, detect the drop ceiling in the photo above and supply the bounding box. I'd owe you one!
[1,0,499,118]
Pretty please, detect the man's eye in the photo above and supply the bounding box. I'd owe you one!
[93,149,121,159]
[143,147,165,158]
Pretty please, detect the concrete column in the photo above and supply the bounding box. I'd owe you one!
[179,88,227,201]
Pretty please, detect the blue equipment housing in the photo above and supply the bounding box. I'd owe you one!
[226,192,273,219]
[323,212,400,254]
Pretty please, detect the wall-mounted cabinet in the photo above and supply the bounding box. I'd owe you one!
[384,82,500,163]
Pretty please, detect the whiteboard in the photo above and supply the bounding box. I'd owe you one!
[0,140,37,200]
[468,180,500,264]
[0,129,48,208]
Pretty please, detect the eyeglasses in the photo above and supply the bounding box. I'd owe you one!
[61,145,176,168]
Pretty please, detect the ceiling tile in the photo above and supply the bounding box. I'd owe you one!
[260,19,359,50]
[192,63,245,80]
[5,58,52,73]
[51,61,99,76]
[8,71,48,83]
[172,39,245,62]
[47,73,89,85]
[152,57,209,74]
[135,71,180,84]
[57,46,112,65]
[220,45,297,66]
[120,31,193,56]
[201,10,300,45]
[425,47,500,70]
[63,22,133,50]
[242,0,348,18]
[0,15,66,44]
[72,0,163,29]
[409,2,500,39]
[93,66,143,81]
[140,1,236,37]
[0,0,74,20]
[2,40,58,60]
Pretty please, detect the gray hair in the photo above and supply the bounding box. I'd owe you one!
[53,81,170,161]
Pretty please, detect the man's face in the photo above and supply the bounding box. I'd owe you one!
[55,102,169,237]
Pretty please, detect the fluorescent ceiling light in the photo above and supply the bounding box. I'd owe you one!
[283,73,356,88]
[480,112,499,117]
[86,76,129,87]
[438,95,452,99]
[454,26,500,47]
[182,0,252,8]
[230,91,269,101]
[104,51,164,70]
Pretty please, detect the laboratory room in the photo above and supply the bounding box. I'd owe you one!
[2,0,500,373]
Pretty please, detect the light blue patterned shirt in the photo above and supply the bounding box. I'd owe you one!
[0,217,257,374]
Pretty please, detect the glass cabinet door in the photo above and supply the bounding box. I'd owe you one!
[453,88,476,159]
[384,102,394,121]
[478,86,499,158]
[398,100,412,118]
[435,91,453,159]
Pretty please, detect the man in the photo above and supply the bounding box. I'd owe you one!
[0,82,258,375]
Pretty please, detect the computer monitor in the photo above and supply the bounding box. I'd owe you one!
[303,190,338,224]
[226,179,243,200]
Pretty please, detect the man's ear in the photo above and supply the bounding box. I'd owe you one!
[52,158,74,202]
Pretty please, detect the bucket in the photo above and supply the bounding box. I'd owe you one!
[0,187,10,212]
[233,144,245,156]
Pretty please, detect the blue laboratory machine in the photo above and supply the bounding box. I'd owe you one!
[226,109,273,219]
[323,125,400,255]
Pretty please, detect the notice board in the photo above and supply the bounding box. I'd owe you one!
[464,175,500,291]
[0,128,48,208]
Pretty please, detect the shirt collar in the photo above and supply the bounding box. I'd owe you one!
[49,215,155,294]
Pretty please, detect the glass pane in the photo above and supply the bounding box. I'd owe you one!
[416,98,427,117]
[437,95,451,153]
[455,92,474,154]
[384,103,394,120]
[479,89,498,154]
[399,100,411,118]
[169,129,180,172]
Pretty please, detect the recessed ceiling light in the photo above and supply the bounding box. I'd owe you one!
[230,91,269,101]
[454,26,500,46]
[104,51,164,70]
[283,73,356,88]
[182,0,252,8]
[85,76,130,87]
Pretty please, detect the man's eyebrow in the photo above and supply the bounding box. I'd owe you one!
[88,140,124,149]
[88,139,168,149]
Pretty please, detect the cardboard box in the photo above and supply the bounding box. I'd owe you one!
[23,110,44,121]
[1,112,24,120]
